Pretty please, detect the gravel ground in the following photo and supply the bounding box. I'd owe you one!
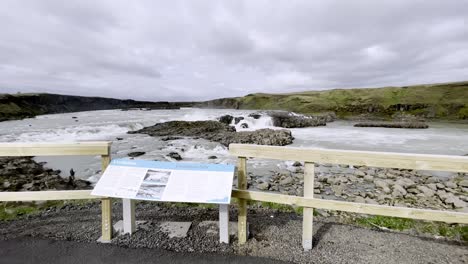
[0,201,467,264]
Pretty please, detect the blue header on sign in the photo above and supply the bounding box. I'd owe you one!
[111,158,235,172]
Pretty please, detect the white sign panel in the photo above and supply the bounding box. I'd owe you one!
[92,159,235,204]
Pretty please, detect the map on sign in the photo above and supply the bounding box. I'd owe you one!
[92,159,235,204]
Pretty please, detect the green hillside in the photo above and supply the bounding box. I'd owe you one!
[202,81,468,120]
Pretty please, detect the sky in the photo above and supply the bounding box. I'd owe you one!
[0,1,467,101]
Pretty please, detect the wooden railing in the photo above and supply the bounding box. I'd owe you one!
[0,142,113,242]
[229,144,468,251]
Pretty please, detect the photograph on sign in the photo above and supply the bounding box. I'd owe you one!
[92,159,235,204]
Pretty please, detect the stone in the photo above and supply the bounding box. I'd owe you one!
[354,170,366,177]
[332,184,345,196]
[159,222,192,238]
[392,184,407,197]
[459,180,468,188]
[257,182,270,190]
[240,123,249,129]
[218,115,234,125]
[292,161,302,167]
[426,183,437,191]
[395,178,416,188]
[363,175,374,182]
[445,181,457,188]
[127,151,145,157]
[417,186,435,197]
[365,198,379,205]
[279,176,293,186]
[354,196,366,203]
[268,111,327,128]
[374,179,389,189]
[167,152,183,161]
[208,155,217,159]
[234,117,244,124]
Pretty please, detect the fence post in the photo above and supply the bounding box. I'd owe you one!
[100,152,112,242]
[237,157,248,244]
[302,162,314,251]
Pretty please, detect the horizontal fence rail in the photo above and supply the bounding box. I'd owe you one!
[0,142,113,242]
[0,142,111,156]
[229,144,468,173]
[229,144,468,251]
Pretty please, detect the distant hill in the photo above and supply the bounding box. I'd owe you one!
[199,81,468,120]
[0,93,181,122]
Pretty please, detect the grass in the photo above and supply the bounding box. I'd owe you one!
[354,215,468,242]
[206,81,468,120]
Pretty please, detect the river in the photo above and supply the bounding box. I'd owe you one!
[0,108,467,182]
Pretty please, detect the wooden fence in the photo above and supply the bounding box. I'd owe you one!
[229,144,468,250]
[0,142,113,242]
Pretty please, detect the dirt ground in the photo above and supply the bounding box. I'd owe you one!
[0,201,467,264]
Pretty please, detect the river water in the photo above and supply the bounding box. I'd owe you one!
[0,108,467,182]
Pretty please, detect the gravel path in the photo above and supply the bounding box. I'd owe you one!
[0,201,466,264]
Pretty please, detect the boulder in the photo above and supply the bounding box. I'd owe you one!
[279,176,293,186]
[130,120,294,147]
[267,111,327,128]
[208,156,217,159]
[392,184,407,197]
[234,117,244,124]
[459,180,468,188]
[240,123,249,129]
[167,152,182,161]
[128,151,145,157]
[417,186,435,197]
[248,113,262,119]
[257,182,270,190]
[395,178,416,188]
[218,115,234,125]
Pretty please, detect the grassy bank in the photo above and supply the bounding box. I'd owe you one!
[201,81,468,120]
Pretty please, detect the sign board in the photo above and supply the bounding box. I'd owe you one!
[92,159,235,204]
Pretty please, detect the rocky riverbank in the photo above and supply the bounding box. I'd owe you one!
[129,120,294,146]
[250,163,468,212]
[0,157,91,192]
[354,121,429,129]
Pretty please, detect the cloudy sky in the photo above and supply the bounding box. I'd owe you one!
[0,1,467,101]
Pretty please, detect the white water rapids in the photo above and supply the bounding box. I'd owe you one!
[0,108,467,182]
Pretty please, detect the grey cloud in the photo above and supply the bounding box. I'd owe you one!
[0,0,467,101]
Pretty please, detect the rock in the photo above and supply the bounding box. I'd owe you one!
[130,120,294,147]
[426,183,437,191]
[208,156,217,159]
[240,123,249,129]
[0,157,91,192]
[425,177,440,184]
[248,113,262,119]
[268,111,327,128]
[354,121,429,129]
[292,161,302,167]
[395,178,416,188]
[234,117,244,124]
[374,179,389,189]
[128,151,145,157]
[116,137,124,141]
[167,152,182,161]
[363,175,374,182]
[256,182,270,190]
[354,170,366,177]
[444,195,467,209]
[161,136,183,141]
[279,176,293,186]
[365,198,379,205]
[218,115,234,125]
[445,181,457,188]
[392,184,407,197]
[354,197,366,203]
[459,180,468,188]
[417,186,435,197]
[331,184,345,196]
